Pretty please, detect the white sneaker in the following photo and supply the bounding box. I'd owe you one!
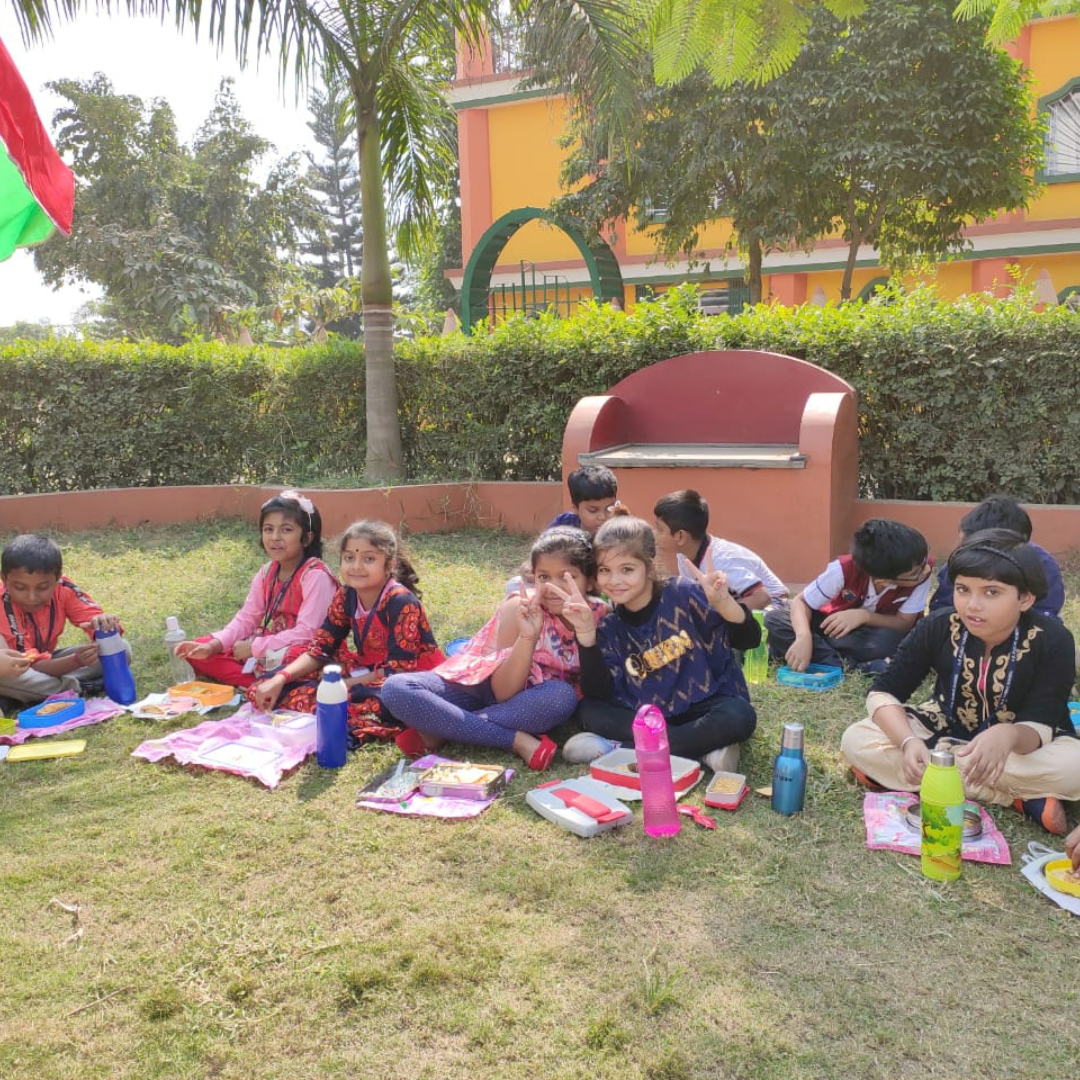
[562,733,619,764]
[702,744,741,774]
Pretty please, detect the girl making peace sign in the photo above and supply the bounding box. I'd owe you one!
[557,516,759,772]
[381,527,608,770]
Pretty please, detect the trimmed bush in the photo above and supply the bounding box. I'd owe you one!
[3,286,1079,502]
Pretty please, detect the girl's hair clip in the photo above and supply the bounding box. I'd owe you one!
[279,489,315,515]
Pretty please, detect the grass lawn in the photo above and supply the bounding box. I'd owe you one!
[3,522,1079,1080]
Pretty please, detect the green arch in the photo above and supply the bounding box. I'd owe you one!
[460,207,624,333]
[857,275,891,301]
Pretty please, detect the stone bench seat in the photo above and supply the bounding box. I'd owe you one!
[580,442,807,470]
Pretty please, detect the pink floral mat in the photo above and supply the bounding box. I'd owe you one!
[1,693,126,744]
[132,704,313,789]
[863,791,1011,865]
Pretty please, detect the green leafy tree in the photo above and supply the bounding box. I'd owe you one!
[559,66,827,304]
[790,0,1044,299]
[561,0,1043,303]
[301,76,363,336]
[10,0,640,482]
[33,75,318,340]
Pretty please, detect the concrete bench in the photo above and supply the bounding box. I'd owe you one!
[561,349,858,583]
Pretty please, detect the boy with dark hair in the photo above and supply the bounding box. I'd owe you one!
[928,495,1065,618]
[764,519,932,674]
[653,489,787,611]
[549,465,619,535]
[0,533,127,705]
[841,529,1080,835]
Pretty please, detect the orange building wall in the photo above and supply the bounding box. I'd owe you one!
[458,16,1080,309]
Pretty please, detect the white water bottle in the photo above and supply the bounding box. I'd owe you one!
[164,616,195,684]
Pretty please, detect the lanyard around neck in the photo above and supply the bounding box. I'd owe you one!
[261,558,308,632]
[947,624,1020,728]
[3,590,55,653]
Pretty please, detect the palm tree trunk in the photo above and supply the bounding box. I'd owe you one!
[356,86,403,482]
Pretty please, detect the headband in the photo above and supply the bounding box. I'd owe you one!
[962,544,1028,587]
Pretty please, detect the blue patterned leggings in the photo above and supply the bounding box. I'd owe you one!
[380,671,578,752]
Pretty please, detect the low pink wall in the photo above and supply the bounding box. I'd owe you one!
[0,483,563,541]
[852,501,1080,563]
[2,485,1078,583]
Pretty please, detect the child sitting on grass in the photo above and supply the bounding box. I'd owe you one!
[382,527,608,771]
[175,490,337,688]
[928,494,1065,618]
[556,516,758,773]
[252,521,443,745]
[764,519,932,675]
[549,465,620,534]
[840,529,1080,835]
[0,533,128,706]
[653,488,787,610]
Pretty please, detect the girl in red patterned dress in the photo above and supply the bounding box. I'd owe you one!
[252,521,444,744]
[175,491,337,689]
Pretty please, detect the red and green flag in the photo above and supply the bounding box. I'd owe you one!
[0,34,74,261]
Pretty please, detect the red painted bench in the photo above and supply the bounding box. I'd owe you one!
[561,350,859,583]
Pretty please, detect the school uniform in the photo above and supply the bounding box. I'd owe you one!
[0,576,126,704]
[764,554,932,666]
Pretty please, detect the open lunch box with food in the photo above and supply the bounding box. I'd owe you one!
[359,758,512,804]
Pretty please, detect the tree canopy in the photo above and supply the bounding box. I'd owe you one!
[35,75,320,340]
[561,0,1044,301]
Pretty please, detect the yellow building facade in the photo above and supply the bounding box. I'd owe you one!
[449,16,1080,327]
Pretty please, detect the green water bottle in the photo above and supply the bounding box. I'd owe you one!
[919,747,964,881]
[742,611,769,684]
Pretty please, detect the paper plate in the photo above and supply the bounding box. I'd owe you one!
[1044,858,1080,898]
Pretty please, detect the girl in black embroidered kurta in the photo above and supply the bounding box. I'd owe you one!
[841,529,1080,834]
[253,522,443,744]
[559,517,759,762]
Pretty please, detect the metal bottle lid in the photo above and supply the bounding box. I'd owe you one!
[930,747,955,768]
[780,722,805,751]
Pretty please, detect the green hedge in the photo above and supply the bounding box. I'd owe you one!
[3,287,1080,502]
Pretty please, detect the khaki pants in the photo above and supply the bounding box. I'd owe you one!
[841,714,1080,805]
[0,641,129,706]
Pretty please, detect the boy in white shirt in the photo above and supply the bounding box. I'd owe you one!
[764,519,931,674]
[653,490,787,611]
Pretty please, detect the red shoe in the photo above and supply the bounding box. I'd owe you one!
[528,735,557,772]
[395,727,429,760]
[850,765,885,792]
[1013,796,1067,836]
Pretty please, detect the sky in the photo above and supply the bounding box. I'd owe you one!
[0,9,318,325]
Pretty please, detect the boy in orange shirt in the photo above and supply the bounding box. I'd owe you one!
[0,534,127,706]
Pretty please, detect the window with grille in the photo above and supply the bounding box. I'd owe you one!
[1044,82,1080,179]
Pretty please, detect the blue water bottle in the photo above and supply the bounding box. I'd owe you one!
[94,628,137,704]
[771,722,807,815]
[316,665,349,768]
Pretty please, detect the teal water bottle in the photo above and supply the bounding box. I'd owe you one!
[771,722,807,815]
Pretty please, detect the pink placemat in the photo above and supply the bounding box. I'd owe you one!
[132,703,314,789]
[1,692,126,744]
[356,754,515,819]
[863,791,1011,865]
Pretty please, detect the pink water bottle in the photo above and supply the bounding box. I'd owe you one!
[632,704,681,837]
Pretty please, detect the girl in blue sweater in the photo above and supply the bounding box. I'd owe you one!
[555,516,759,771]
